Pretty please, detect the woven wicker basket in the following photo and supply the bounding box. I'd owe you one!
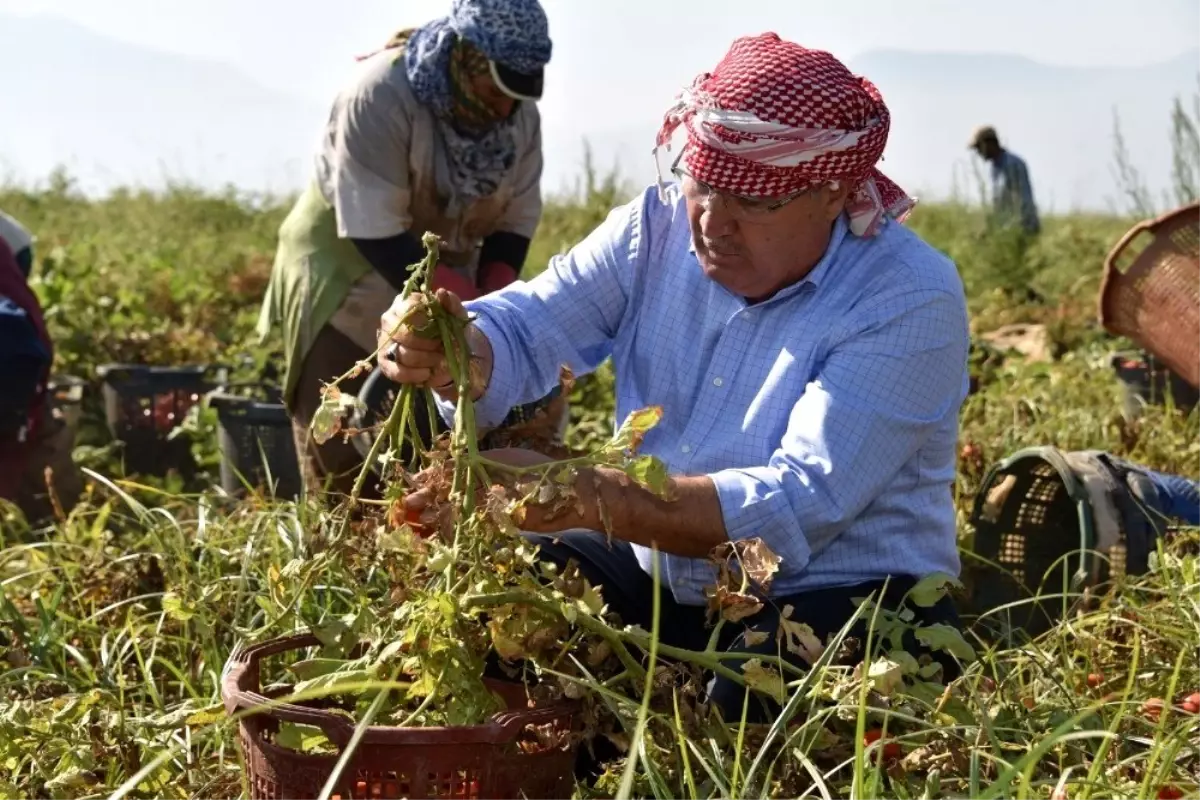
[1099,203,1199,389]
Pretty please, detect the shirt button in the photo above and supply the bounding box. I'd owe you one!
[681,444,691,454]
[713,377,724,387]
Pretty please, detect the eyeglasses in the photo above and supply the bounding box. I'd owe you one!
[670,154,806,220]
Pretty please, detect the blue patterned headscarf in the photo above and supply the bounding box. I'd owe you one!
[403,0,552,202]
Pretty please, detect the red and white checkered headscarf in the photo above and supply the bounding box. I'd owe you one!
[656,33,915,238]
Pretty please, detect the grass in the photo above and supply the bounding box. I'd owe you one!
[0,166,1197,800]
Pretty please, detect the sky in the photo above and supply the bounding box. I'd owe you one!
[2,0,1198,205]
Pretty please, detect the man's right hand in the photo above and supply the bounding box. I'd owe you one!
[376,289,491,397]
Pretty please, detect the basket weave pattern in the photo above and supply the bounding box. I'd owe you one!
[1099,203,1200,389]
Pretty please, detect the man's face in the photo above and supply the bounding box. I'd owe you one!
[974,138,1000,162]
[680,171,850,302]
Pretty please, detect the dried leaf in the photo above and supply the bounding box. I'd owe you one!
[743,629,770,647]
[743,658,788,704]
[606,406,664,454]
[310,387,364,445]
[708,585,764,622]
[558,365,576,395]
[777,605,825,664]
[488,620,527,661]
[738,538,782,591]
[863,658,905,696]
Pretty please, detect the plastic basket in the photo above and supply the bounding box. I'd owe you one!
[1099,203,1199,389]
[222,634,579,800]
[1111,351,1199,418]
[208,389,302,499]
[96,364,226,476]
[46,374,87,433]
[966,448,1097,641]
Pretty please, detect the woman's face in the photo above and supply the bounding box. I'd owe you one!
[468,70,516,119]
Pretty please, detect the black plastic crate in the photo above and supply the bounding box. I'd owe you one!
[208,389,302,499]
[96,364,226,477]
[1112,351,1199,419]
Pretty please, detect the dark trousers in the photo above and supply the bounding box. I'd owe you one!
[288,324,375,498]
[523,531,963,724]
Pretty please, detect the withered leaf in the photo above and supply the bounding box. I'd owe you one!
[606,406,664,455]
[708,585,764,623]
[738,538,783,591]
[743,629,770,647]
[777,605,825,664]
[742,658,788,704]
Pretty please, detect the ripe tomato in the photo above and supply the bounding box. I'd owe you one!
[1179,692,1200,715]
[863,729,901,763]
[1156,785,1183,800]
[1086,673,1103,689]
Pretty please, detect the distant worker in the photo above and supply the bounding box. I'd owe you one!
[0,210,35,278]
[257,0,561,495]
[969,126,1040,236]
[0,226,82,524]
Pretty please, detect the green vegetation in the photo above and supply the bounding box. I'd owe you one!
[0,161,1196,800]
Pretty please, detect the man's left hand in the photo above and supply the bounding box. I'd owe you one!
[399,448,598,535]
[483,448,599,534]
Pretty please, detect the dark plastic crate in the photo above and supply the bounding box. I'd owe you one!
[208,389,302,499]
[1112,351,1199,419]
[96,364,226,477]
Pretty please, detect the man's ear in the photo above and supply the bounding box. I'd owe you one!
[821,181,854,223]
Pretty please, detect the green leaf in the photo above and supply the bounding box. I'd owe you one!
[293,668,373,697]
[605,406,663,454]
[287,658,353,682]
[914,624,977,661]
[907,572,962,607]
[44,767,93,792]
[184,703,227,727]
[622,455,671,497]
[275,722,334,754]
[887,649,921,675]
[161,592,194,621]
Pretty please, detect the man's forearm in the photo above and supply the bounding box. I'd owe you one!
[583,468,729,558]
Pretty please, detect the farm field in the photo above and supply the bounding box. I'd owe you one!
[0,167,1197,800]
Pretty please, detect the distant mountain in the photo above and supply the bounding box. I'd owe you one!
[0,14,326,194]
[2,12,1197,212]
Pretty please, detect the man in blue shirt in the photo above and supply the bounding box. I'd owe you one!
[970,126,1041,236]
[380,33,970,721]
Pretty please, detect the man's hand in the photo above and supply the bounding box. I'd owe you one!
[377,289,493,396]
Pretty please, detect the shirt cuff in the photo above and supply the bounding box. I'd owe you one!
[708,467,813,577]
[457,304,519,430]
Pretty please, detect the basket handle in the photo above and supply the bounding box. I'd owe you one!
[227,688,358,748]
[222,633,357,747]
[490,703,572,738]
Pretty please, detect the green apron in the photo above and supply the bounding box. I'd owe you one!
[256,182,374,404]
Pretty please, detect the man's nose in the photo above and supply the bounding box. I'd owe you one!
[698,198,738,238]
